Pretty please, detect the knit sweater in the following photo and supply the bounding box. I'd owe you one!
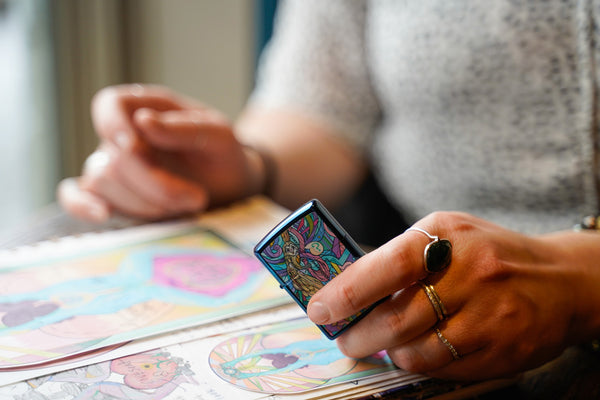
[251,0,600,234]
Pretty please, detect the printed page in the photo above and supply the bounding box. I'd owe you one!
[0,198,291,373]
[0,318,426,400]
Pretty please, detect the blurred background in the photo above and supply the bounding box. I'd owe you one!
[0,0,278,238]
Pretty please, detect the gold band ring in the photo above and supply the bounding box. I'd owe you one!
[434,328,461,360]
[418,281,448,321]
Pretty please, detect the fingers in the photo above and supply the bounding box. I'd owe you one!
[77,147,172,219]
[132,108,234,153]
[90,84,194,151]
[334,280,461,359]
[61,145,209,221]
[66,84,223,221]
[307,228,436,324]
[333,283,497,380]
[57,178,111,223]
[80,161,170,220]
[334,285,434,358]
[389,327,514,381]
[110,146,208,213]
[427,351,505,381]
[383,310,491,377]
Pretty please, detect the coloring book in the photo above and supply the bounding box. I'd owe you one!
[0,197,514,399]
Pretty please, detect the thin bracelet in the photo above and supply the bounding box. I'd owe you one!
[573,215,600,231]
[254,148,278,197]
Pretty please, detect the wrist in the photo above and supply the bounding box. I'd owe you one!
[242,145,277,198]
[545,230,600,344]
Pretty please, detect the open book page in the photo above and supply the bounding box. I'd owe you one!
[0,198,288,378]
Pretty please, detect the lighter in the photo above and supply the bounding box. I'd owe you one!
[254,199,378,339]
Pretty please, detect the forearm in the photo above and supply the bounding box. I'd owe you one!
[235,105,368,209]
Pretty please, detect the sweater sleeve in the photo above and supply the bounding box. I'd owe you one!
[249,0,381,152]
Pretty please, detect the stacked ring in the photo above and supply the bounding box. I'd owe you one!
[435,328,461,360]
[418,281,448,321]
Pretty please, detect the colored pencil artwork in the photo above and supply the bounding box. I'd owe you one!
[0,229,286,369]
[209,319,397,394]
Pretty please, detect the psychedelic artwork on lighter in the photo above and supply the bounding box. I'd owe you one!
[0,229,286,369]
[255,205,366,338]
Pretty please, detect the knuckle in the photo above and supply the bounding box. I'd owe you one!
[82,157,118,190]
[471,246,513,283]
[431,211,476,232]
[336,337,360,359]
[389,347,430,374]
[384,243,410,269]
[377,241,413,281]
[493,291,536,330]
[381,308,406,334]
[337,282,361,314]
[93,85,115,100]
[422,210,479,236]
[92,85,122,108]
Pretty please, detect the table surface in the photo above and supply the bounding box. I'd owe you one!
[2,204,599,399]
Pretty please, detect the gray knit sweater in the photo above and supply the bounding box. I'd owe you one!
[251,0,600,234]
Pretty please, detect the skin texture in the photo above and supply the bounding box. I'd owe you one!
[58,84,600,381]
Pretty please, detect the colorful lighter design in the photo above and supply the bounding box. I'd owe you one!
[254,199,377,339]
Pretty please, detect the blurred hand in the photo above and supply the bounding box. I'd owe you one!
[307,211,600,380]
[58,84,265,222]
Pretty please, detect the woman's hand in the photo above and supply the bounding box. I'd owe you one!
[307,211,600,380]
[57,84,266,222]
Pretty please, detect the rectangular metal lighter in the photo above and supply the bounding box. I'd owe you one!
[254,199,376,339]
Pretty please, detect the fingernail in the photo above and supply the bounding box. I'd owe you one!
[308,301,330,324]
[83,150,111,176]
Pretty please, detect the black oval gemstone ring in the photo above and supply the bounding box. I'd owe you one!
[424,238,452,273]
[406,227,452,273]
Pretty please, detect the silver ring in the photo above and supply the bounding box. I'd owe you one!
[434,328,461,360]
[406,227,452,273]
[418,281,448,321]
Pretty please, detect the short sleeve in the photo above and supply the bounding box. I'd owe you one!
[249,0,381,151]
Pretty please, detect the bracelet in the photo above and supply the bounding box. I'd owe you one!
[254,148,277,197]
[573,215,600,231]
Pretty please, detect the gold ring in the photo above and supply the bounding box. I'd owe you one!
[418,281,448,321]
[434,328,461,360]
[405,227,452,273]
